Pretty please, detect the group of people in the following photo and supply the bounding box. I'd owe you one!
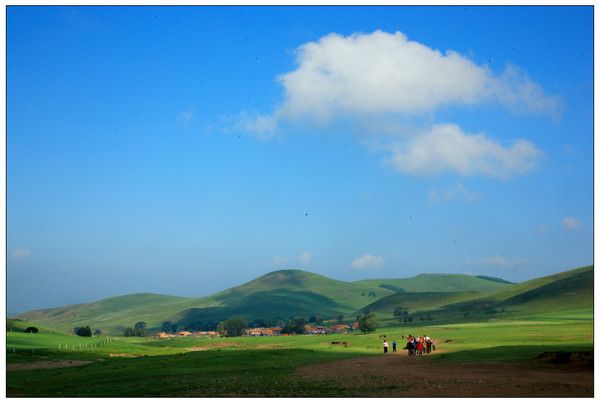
[382,334,436,356]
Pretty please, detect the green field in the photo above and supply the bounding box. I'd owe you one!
[7,317,592,396]
[13,269,519,334]
[7,265,593,396]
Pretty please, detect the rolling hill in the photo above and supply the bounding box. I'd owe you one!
[419,265,594,321]
[353,273,514,293]
[358,290,482,317]
[168,269,408,327]
[12,267,590,335]
[13,293,199,335]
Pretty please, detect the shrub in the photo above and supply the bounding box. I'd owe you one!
[217,317,248,337]
[76,326,92,337]
[358,313,378,333]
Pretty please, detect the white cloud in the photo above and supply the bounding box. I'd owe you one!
[561,217,580,231]
[271,256,288,266]
[428,182,483,203]
[234,30,554,179]
[474,254,526,269]
[351,254,385,270]
[233,112,278,141]
[492,64,563,118]
[276,30,560,122]
[12,248,31,260]
[177,108,196,128]
[297,252,312,266]
[387,124,542,178]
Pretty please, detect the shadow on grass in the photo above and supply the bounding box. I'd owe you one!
[7,348,374,397]
[431,344,593,364]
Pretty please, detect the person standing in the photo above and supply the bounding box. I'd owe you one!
[392,339,397,353]
[383,339,389,354]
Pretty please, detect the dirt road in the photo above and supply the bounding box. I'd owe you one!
[296,351,593,397]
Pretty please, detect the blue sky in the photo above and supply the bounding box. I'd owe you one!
[7,6,593,314]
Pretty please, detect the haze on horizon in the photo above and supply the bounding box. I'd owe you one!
[7,6,593,314]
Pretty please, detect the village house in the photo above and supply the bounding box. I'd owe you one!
[246,327,276,336]
[304,324,329,335]
[329,324,350,334]
[195,331,220,337]
[156,332,173,339]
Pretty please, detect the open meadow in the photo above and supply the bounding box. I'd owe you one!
[7,316,593,397]
[7,4,593,399]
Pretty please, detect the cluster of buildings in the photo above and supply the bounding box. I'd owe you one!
[247,323,357,336]
[156,330,220,338]
[154,322,360,338]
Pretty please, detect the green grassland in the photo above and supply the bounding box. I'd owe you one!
[14,293,200,335]
[7,319,61,334]
[353,273,512,293]
[416,265,593,323]
[14,269,515,334]
[7,316,593,397]
[359,290,482,317]
[7,265,593,396]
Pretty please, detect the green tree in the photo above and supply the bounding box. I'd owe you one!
[357,313,378,333]
[162,321,173,333]
[133,321,147,337]
[123,327,135,337]
[217,317,247,337]
[94,329,102,336]
[76,326,92,337]
[24,326,38,333]
[281,317,307,335]
[393,306,409,318]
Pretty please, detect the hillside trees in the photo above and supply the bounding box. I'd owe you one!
[379,284,405,294]
[393,306,412,323]
[217,317,248,337]
[123,322,147,337]
[76,326,92,337]
[134,322,146,337]
[281,317,307,335]
[162,321,173,333]
[24,326,38,333]
[357,313,378,333]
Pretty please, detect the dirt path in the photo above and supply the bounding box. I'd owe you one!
[7,360,93,372]
[296,351,593,397]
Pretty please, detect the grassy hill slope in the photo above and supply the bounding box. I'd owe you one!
[169,270,395,326]
[14,293,198,335]
[12,267,590,334]
[170,270,515,326]
[424,266,593,321]
[359,291,482,316]
[14,271,394,333]
[353,273,512,293]
[7,318,60,334]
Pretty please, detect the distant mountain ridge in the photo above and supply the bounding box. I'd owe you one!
[12,266,591,334]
